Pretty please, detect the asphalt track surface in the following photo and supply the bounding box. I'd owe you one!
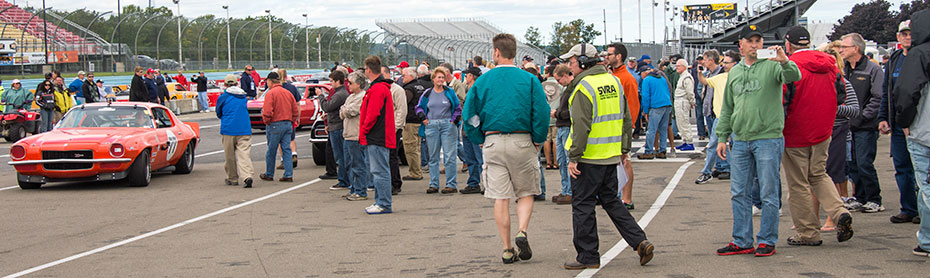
[0,113,927,277]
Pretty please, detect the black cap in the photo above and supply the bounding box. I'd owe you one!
[637,65,652,73]
[740,24,763,40]
[523,55,534,61]
[463,67,482,77]
[266,72,280,81]
[784,26,810,45]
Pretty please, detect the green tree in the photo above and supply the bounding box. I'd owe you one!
[890,0,930,36]
[829,0,896,44]
[524,26,543,49]
[546,19,602,55]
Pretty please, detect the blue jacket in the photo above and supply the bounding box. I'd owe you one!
[640,72,672,113]
[415,85,461,137]
[143,77,159,102]
[68,78,83,95]
[282,82,301,102]
[240,72,256,98]
[215,86,252,136]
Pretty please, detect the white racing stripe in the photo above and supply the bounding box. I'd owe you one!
[193,134,310,159]
[0,186,18,191]
[3,178,323,278]
[575,161,694,278]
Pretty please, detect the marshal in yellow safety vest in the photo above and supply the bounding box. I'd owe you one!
[565,72,627,160]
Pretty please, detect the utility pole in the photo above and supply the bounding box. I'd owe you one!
[638,0,642,42]
[317,33,321,67]
[223,5,231,69]
[303,13,309,68]
[603,9,607,45]
[663,0,668,45]
[618,0,623,42]
[173,0,182,69]
[265,10,272,68]
[652,0,656,43]
[42,0,47,65]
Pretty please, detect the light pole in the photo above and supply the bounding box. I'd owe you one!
[302,13,309,68]
[618,0,623,42]
[173,0,182,69]
[223,5,231,69]
[265,9,272,68]
[652,0,657,43]
[664,0,668,45]
[638,0,642,42]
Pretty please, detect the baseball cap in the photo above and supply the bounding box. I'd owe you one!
[96,79,104,84]
[637,65,652,73]
[639,54,652,61]
[784,26,810,45]
[627,57,638,63]
[77,70,86,75]
[224,74,237,83]
[523,55,534,61]
[266,72,280,81]
[524,62,538,70]
[899,20,910,32]
[147,68,156,74]
[397,61,409,68]
[740,24,763,40]
[11,79,20,84]
[463,67,482,77]
[559,43,598,60]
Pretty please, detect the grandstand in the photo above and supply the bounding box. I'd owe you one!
[377,18,547,69]
[0,0,110,59]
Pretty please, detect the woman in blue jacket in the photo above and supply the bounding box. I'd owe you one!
[416,68,462,194]
[216,74,254,188]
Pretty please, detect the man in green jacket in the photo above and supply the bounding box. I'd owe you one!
[715,25,801,258]
[462,33,549,264]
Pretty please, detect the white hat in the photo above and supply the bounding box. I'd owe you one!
[77,70,86,75]
[559,43,599,60]
[11,79,20,84]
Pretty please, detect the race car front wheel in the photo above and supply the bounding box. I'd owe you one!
[128,150,151,187]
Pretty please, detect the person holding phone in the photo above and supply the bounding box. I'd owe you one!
[715,25,801,257]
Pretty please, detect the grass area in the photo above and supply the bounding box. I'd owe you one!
[0,68,245,80]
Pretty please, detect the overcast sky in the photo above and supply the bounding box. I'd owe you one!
[28,0,898,44]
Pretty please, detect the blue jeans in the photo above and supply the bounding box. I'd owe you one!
[264,121,293,178]
[849,130,882,205]
[729,137,784,247]
[420,136,429,168]
[368,145,392,210]
[644,106,672,154]
[198,91,210,111]
[891,126,917,216]
[695,96,706,137]
[329,129,350,188]
[671,116,680,136]
[705,115,716,138]
[906,140,930,250]
[539,159,547,197]
[345,140,370,196]
[40,109,54,132]
[556,126,571,195]
[701,117,730,175]
[461,132,483,188]
[425,120,458,189]
[751,177,782,209]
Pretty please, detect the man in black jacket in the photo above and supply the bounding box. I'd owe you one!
[155,69,170,105]
[893,9,929,256]
[400,65,431,180]
[839,33,886,213]
[81,72,99,103]
[879,20,919,224]
[129,67,150,102]
[192,71,210,112]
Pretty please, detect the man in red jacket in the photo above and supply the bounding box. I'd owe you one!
[174,70,190,91]
[259,72,299,184]
[359,55,396,214]
[781,26,854,246]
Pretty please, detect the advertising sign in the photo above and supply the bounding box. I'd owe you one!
[683,3,738,21]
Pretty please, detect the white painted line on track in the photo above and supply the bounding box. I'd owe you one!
[576,161,694,278]
[3,178,323,278]
[0,155,9,158]
[0,186,17,191]
[194,134,310,159]
[199,124,220,129]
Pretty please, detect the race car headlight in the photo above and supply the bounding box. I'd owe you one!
[110,143,125,158]
[10,145,25,160]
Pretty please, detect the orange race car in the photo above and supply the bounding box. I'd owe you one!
[8,102,201,189]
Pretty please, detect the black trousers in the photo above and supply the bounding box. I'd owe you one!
[572,162,647,265]
[324,137,337,176]
[390,129,403,190]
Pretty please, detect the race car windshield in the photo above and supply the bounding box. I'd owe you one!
[57,107,156,128]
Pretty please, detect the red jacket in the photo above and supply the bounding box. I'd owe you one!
[783,50,839,148]
[261,84,299,125]
[359,76,396,149]
[174,74,190,91]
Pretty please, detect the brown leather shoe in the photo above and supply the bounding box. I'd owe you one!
[656,151,667,159]
[637,153,655,160]
[563,260,599,269]
[552,194,573,205]
[441,187,458,194]
[279,177,293,182]
[276,164,284,170]
[259,174,274,181]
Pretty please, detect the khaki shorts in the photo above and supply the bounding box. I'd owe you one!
[482,133,541,199]
[546,126,557,141]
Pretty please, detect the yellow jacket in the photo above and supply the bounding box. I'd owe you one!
[53,87,73,112]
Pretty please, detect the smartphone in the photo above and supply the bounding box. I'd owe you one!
[757,49,776,59]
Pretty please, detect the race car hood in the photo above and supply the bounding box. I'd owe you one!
[25,128,152,147]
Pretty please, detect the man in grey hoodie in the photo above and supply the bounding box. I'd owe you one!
[319,70,351,191]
